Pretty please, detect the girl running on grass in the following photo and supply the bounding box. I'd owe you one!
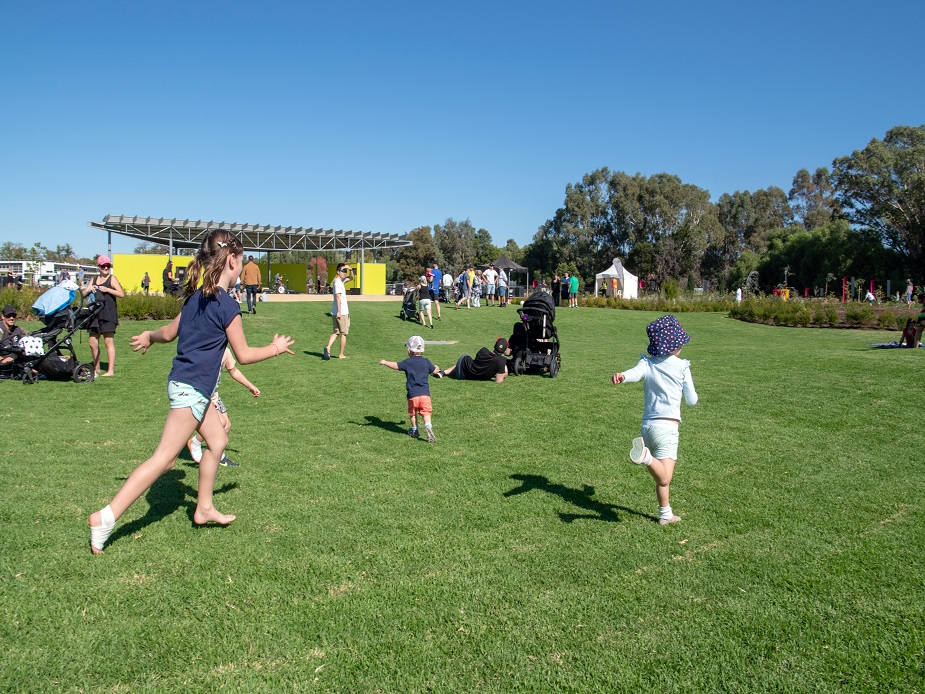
[611,315,698,525]
[89,230,295,553]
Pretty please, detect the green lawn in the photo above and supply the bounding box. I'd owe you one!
[1,300,923,692]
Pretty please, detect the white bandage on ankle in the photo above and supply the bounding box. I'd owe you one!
[101,504,115,528]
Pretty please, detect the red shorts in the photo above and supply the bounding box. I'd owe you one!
[407,395,433,416]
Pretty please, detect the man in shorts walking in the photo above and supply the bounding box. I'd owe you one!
[324,264,352,360]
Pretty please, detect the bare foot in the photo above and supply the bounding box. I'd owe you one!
[100,372,115,377]
[338,355,349,359]
[193,507,236,526]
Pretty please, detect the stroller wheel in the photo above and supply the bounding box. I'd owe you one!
[513,356,525,376]
[548,354,561,378]
[73,363,95,383]
[22,367,38,385]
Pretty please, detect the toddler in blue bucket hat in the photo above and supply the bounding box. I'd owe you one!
[611,315,698,525]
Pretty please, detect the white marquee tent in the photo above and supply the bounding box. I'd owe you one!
[594,258,639,299]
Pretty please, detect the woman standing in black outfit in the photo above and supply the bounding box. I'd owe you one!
[81,255,125,377]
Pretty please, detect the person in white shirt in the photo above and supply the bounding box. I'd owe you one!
[483,264,499,306]
[611,315,698,525]
[324,264,352,360]
[497,268,509,307]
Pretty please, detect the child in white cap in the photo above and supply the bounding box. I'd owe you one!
[379,335,441,442]
[611,315,698,525]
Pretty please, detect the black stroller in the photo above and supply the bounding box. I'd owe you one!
[0,298,102,384]
[510,291,560,378]
[399,289,419,321]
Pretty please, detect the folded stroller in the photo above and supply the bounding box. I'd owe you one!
[1,283,103,384]
[510,291,560,378]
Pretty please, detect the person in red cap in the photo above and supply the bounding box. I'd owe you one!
[80,255,125,376]
[611,315,698,525]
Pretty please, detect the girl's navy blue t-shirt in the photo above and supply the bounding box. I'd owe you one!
[168,288,240,398]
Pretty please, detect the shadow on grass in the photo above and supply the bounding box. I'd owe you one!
[504,473,656,524]
[303,350,327,359]
[352,415,407,435]
[106,469,239,549]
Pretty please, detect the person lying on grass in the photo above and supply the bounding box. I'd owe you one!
[611,315,698,526]
[88,230,294,554]
[440,337,510,383]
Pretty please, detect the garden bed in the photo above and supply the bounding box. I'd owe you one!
[729,297,917,329]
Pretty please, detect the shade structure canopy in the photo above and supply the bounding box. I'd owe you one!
[88,215,412,254]
[594,258,639,299]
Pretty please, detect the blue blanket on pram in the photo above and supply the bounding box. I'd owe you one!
[32,281,78,319]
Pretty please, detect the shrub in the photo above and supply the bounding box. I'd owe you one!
[845,305,874,327]
[662,280,679,301]
[877,311,899,330]
[118,293,182,321]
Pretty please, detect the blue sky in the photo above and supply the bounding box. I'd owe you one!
[2,1,923,260]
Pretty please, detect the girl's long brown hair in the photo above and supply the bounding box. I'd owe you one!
[182,229,244,299]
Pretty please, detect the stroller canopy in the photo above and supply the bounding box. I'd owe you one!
[519,290,555,322]
[594,259,638,299]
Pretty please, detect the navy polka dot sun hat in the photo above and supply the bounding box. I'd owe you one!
[646,315,691,357]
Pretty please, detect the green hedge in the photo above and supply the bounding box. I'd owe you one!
[510,292,734,313]
[730,297,915,329]
[0,287,181,322]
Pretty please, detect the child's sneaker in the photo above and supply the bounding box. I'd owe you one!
[629,437,651,465]
[658,515,681,525]
[219,455,239,467]
[408,428,419,439]
[425,427,435,443]
[187,437,203,463]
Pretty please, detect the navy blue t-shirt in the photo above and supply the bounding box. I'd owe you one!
[168,288,241,398]
[397,356,436,398]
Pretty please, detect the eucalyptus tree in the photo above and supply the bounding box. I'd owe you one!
[395,226,440,281]
[473,228,500,265]
[789,167,839,230]
[832,124,925,270]
[433,218,475,273]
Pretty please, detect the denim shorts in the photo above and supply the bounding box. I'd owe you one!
[168,381,209,421]
[640,420,680,460]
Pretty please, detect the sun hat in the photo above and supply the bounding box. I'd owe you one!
[494,337,509,354]
[646,315,690,357]
[406,335,425,353]
[419,276,428,283]
[2,304,16,317]
[96,255,112,266]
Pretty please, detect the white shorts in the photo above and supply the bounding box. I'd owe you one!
[640,420,680,460]
[419,298,432,311]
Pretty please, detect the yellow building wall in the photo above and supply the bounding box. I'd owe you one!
[267,264,308,293]
[326,263,386,295]
[114,254,195,293]
[114,255,386,295]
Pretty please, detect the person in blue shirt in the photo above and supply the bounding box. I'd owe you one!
[429,263,443,320]
[88,229,296,554]
[611,315,698,525]
[379,335,441,443]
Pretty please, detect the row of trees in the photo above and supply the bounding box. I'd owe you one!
[0,241,96,265]
[391,124,925,295]
[8,126,921,295]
